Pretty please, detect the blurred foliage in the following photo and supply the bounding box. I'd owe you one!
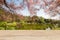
[0,8,60,30]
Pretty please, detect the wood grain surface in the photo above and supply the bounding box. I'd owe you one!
[0,30,60,40]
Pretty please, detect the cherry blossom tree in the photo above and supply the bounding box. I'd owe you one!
[0,0,60,17]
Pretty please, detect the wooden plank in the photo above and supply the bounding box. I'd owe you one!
[0,30,60,40]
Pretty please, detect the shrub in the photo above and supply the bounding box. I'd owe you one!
[6,26,15,30]
[0,27,5,30]
[0,22,7,27]
[7,22,17,27]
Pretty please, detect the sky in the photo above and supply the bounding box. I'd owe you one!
[6,0,60,20]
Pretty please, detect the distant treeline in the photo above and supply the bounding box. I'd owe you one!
[0,8,60,30]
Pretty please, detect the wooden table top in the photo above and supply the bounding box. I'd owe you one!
[0,30,60,40]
